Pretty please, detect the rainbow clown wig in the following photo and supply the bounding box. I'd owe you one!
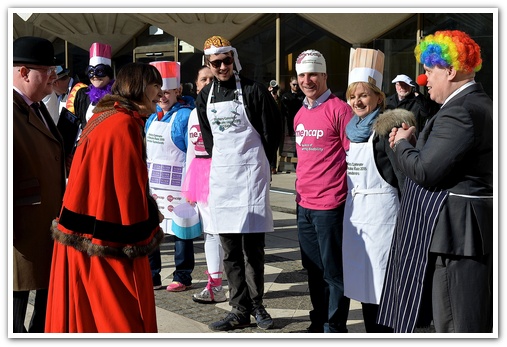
[414,30,482,74]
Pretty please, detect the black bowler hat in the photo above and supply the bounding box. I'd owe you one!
[13,36,58,66]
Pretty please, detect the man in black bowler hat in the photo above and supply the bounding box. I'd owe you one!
[12,36,66,333]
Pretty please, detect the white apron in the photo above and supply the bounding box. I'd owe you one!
[343,132,399,304]
[146,113,186,234]
[206,73,273,234]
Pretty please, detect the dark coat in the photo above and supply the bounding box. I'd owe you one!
[13,91,66,290]
[394,83,493,256]
[386,92,432,136]
[74,86,92,128]
[280,90,304,136]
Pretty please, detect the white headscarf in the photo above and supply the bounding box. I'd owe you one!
[204,45,242,73]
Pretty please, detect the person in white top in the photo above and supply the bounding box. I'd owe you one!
[181,65,227,303]
[42,66,71,123]
[195,35,282,332]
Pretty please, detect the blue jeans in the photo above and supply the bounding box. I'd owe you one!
[172,236,195,286]
[297,204,350,333]
[148,236,195,286]
[149,247,162,286]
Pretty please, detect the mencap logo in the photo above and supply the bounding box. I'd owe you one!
[296,50,323,64]
[189,124,201,145]
[295,123,324,145]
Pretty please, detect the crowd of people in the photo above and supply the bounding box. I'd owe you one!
[12,29,493,334]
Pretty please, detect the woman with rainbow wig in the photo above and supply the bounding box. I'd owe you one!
[377,30,493,333]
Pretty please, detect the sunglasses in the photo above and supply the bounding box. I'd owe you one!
[291,83,298,86]
[86,64,109,79]
[209,56,234,69]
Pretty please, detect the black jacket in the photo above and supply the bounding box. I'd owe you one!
[386,92,432,136]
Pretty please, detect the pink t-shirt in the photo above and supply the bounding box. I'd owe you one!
[294,94,353,210]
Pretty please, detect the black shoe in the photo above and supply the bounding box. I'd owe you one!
[307,323,324,333]
[208,312,251,331]
[252,306,274,330]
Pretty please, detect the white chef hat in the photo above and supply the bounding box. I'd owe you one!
[149,61,181,91]
[295,49,326,74]
[348,48,385,90]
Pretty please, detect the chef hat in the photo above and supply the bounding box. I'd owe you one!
[89,42,112,67]
[150,61,180,91]
[295,50,326,74]
[203,35,242,72]
[348,48,385,90]
[171,202,202,240]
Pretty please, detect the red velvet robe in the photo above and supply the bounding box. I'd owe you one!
[45,99,163,333]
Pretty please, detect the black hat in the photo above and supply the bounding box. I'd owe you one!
[13,36,57,66]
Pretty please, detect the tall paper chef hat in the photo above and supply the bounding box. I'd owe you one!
[89,42,112,67]
[149,61,181,91]
[348,48,384,90]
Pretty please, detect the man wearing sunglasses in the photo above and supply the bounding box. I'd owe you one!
[196,35,282,332]
[280,75,304,138]
[13,36,66,333]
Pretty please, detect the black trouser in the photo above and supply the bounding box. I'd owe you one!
[432,253,493,333]
[220,233,265,316]
[13,289,48,333]
[361,303,393,333]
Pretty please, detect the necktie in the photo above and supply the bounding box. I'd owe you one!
[31,102,49,129]
[31,102,43,122]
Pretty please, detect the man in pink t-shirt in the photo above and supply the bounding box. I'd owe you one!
[294,49,353,333]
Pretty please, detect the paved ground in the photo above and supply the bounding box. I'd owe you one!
[25,170,437,335]
[153,169,364,334]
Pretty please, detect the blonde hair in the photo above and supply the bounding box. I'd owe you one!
[346,81,386,111]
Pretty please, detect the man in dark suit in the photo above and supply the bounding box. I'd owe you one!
[12,36,66,333]
[378,30,493,333]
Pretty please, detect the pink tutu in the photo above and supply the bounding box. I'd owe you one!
[181,157,211,204]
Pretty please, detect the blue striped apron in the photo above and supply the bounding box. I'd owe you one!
[377,178,448,333]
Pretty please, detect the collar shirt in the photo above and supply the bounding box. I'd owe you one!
[303,89,332,110]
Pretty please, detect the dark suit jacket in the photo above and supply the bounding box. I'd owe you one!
[13,91,66,290]
[394,83,493,256]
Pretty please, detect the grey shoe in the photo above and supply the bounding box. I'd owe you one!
[252,306,274,330]
[192,286,227,303]
[208,312,251,331]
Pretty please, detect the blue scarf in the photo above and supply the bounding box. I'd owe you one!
[345,107,381,143]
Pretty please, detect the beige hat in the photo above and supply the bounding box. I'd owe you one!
[295,50,326,74]
[348,48,384,89]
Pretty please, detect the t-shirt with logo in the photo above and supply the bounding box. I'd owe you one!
[294,94,353,210]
